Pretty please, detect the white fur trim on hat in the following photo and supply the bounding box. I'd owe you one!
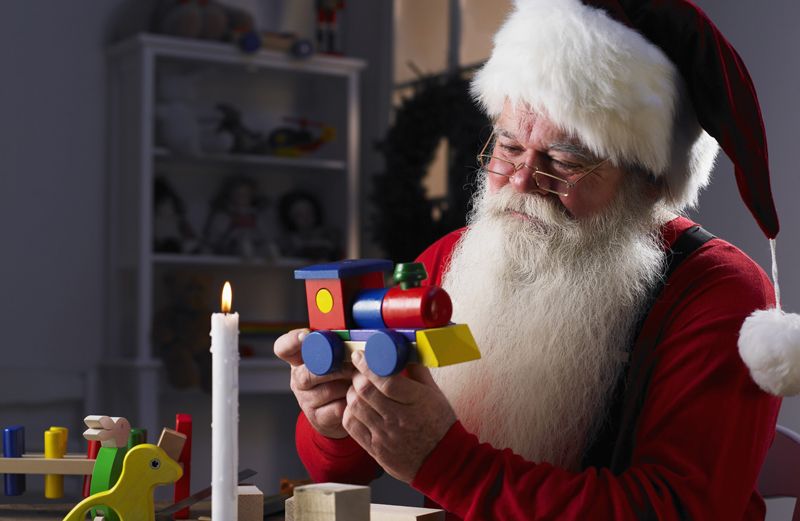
[472,0,719,210]
[739,308,800,396]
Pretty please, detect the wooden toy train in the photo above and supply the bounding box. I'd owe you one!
[295,259,481,376]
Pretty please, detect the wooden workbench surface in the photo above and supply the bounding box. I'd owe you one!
[0,501,285,520]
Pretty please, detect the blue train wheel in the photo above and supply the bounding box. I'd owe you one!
[302,331,344,376]
[364,330,410,377]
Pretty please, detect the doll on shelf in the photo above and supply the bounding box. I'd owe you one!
[203,175,269,259]
[276,190,341,261]
[153,176,198,254]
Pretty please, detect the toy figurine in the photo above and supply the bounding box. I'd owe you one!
[268,117,335,157]
[215,103,271,155]
[153,176,198,254]
[315,0,345,55]
[62,444,182,521]
[203,175,269,258]
[277,190,340,261]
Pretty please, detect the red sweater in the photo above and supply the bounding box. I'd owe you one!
[295,217,781,520]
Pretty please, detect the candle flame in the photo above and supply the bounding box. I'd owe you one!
[221,281,232,313]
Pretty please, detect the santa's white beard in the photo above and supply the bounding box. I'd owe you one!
[434,176,667,470]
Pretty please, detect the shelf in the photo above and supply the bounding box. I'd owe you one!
[107,29,362,439]
[108,33,366,77]
[152,253,312,268]
[154,148,347,171]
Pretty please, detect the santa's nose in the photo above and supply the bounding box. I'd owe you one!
[509,166,549,195]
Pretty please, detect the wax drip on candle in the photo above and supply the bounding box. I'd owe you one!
[221,281,232,313]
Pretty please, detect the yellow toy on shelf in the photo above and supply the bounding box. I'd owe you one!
[62,443,182,521]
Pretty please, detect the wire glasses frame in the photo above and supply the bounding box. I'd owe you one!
[476,133,608,197]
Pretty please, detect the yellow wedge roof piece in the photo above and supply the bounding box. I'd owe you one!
[415,324,481,368]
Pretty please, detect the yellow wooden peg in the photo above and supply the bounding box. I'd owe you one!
[45,426,68,499]
[62,443,182,521]
[415,324,481,367]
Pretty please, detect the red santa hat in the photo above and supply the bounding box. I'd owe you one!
[472,0,800,396]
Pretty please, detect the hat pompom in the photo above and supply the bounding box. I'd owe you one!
[738,308,800,396]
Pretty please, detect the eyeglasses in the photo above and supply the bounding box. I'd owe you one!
[476,133,608,197]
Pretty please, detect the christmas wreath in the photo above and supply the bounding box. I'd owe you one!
[371,75,490,261]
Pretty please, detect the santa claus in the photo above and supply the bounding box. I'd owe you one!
[276,1,800,519]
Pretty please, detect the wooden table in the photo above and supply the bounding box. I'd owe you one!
[0,501,285,520]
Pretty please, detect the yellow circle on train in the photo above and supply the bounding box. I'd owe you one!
[316,288,334,314]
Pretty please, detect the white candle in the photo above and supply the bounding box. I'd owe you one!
[211,281,239,521]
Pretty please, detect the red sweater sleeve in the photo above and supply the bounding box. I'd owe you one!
[295,412,382,484]
[411,237,782,520]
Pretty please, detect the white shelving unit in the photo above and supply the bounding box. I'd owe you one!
[104,33,365,437]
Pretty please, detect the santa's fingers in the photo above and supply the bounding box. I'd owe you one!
[305,398,347,433]
[346,385,386,429]
[296,379,351,410]
[351,371,407,419]
[350,351,423,404]
[291,364,355,392]
[342,401,373,448]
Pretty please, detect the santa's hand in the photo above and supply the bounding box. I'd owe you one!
[343,350,456,483]
[275,328,355,439]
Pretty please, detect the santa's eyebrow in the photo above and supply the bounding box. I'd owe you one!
[493,129,602,163]
[547,142,599,163]
[494,127,518,141]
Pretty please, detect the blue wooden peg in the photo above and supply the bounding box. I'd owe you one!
[3,426,25,496]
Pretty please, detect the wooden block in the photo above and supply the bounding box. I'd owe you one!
[280,477,312,495]
[303,279,347,330]
[332,329,352,340]
[415,324,481,367]
[127,428,147,450]
[351,288,389,329]
[89,446,125,521]
[364,330,412,376]
[156,427,187,462]
[370,503,445,521]
[350,329,417,342]
[302,331,345,375]
[382,287,452,329]
[285,495,295,521]
[294,482,370,521]
[345,341,422,366]
[343,341,366,362]
[237,484,264,521]
[174,413,193,520]
[83,440,101,497]
[0,456,94,474]
[83,416,131,448]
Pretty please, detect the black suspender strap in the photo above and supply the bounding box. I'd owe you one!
[661,225,717,285]
[581,225,716,472]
